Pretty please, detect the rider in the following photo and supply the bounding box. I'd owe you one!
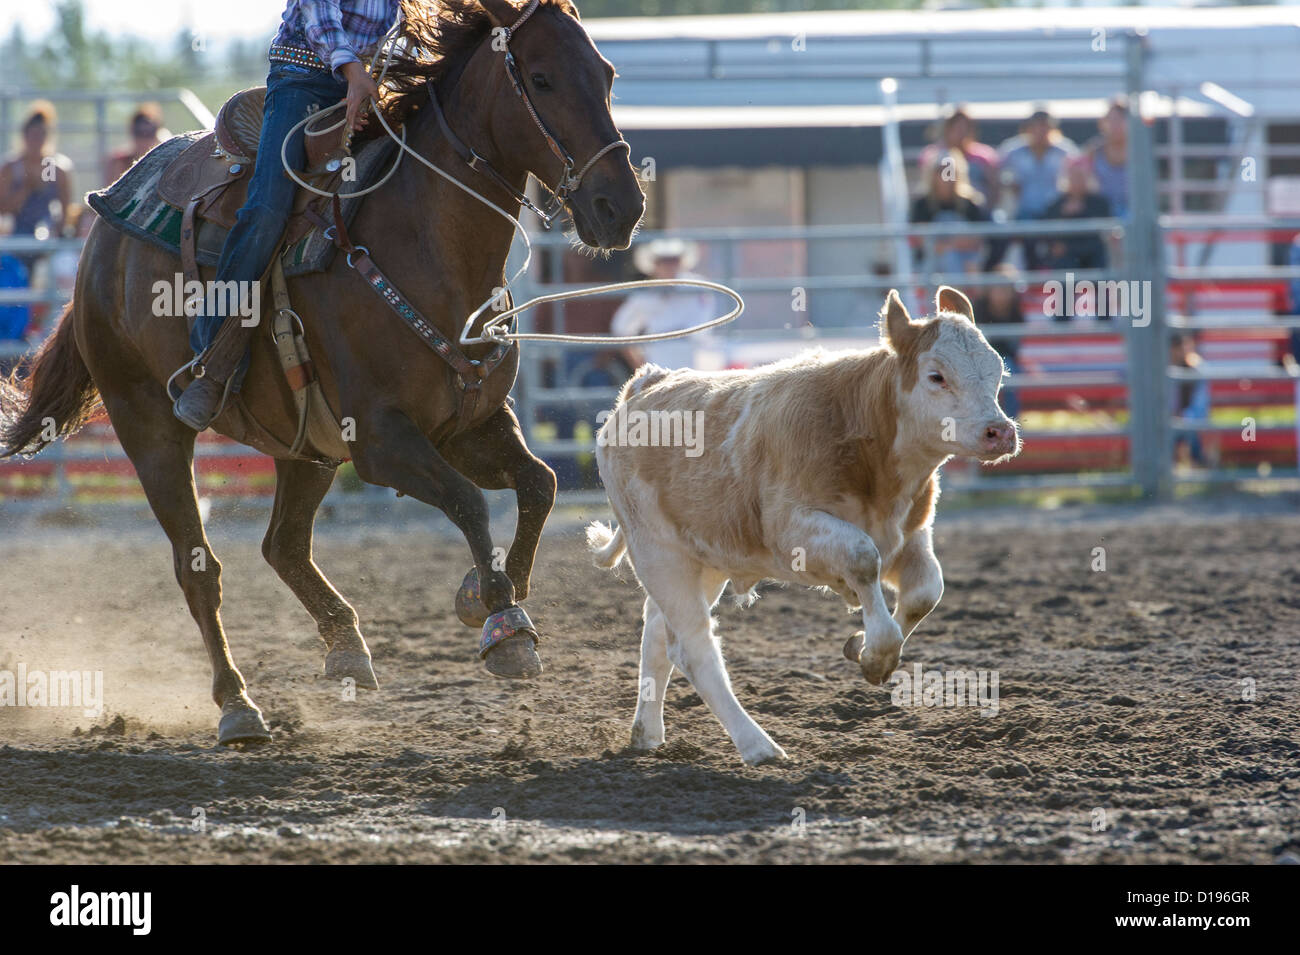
[172,0,401,430]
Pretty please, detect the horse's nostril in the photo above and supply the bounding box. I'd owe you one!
[593,195,618,226]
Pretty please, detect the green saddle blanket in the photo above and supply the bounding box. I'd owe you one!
[85,130,397,277]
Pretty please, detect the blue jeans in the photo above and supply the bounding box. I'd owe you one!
[189,61,348,382]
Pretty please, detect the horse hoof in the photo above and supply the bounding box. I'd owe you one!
[217,700,272,745]
[455,567,489,628]
[483,633,543,679]
[324,649,379,690]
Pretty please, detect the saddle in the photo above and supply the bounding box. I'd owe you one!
[155,86,353,285]
[154,86,362,464]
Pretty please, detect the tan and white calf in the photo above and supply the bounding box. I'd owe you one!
[587,287,1019,764]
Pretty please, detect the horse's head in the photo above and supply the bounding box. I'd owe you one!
[466,0,644,250]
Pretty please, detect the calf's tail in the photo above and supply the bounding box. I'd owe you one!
[586,521,627,569]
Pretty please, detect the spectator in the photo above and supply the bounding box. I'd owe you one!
[0,101,73,244]
[611,238,715,370]
[0,252,30,374]
[1170,333,1210,467]
[48,203,93,328]
[999,107,1078,269]
[1084,96,1130,222]
[919,105,1001,209]
[1037,157,1111,274]
[909,149,992,277]
[970,264,1026,418]
[106,103,169,184]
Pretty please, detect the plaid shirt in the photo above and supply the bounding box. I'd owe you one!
[272,0,400,80]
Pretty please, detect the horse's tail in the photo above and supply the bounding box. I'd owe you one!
[0,301,100,458]
[586,521,627,570]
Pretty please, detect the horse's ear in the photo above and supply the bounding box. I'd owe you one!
[935,285,976,324]
[878,289,917,348]
[480,0,523,30]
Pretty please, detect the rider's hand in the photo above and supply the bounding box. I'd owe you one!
[341,61,379,133]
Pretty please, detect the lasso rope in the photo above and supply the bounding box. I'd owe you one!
[277,16,743,347]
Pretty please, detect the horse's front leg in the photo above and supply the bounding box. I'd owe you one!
[441,405,556,602]
[349,406,542,678]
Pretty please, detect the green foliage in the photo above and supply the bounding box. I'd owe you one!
[4,0,223,92]
[577,0,928,14]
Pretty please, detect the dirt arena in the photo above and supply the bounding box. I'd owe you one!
[1,493,1297,864]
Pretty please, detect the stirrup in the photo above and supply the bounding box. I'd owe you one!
[166,356,203,402]
[171,367,237,429]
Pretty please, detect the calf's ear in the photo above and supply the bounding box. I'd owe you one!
[935,285,976,324]
[879,288,917,348]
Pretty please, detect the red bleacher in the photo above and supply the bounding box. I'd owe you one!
[0,414,275,502]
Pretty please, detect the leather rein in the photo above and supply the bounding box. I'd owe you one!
[324,0,628,438]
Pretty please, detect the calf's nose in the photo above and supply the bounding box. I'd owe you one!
[983,420,1018,454]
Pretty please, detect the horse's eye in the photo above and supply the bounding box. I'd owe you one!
[929,372,946,385]
[530,73,551,90]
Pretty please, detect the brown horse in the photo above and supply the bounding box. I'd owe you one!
[0,0,643,744]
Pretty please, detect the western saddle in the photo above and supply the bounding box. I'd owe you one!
[155,86,354,285]
[156,86,358,462]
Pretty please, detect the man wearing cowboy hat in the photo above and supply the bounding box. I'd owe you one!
[612,238,716,369]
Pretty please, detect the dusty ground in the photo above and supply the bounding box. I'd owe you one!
[1,494,1297,863]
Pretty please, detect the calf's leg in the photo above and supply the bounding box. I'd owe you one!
[631,545,785,765]
[629,596,673,751]
[884,526,944,640]
[783,509,905,685]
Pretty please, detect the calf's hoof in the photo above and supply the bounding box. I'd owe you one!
[217,697,273,745]
[842,631,866,662]
[629,722,665,752]
[740,739,788,766]
[480,606,543,679]
[324,648,379,690]
[845,631,902,686]
[455,567,490,628]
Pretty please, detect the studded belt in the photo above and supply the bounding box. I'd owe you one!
[268,44,329,72]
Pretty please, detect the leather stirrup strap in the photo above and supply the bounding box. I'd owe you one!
[180,199,201,288]
[270,259,312,455]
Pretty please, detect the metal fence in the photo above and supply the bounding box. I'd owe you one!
[3,30,1298,506]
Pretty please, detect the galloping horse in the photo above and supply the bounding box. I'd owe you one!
[0,0,644,743]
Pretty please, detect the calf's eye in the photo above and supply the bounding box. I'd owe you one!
[929,372,946,385]
[531,73,551,90]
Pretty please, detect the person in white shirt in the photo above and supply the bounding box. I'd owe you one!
[611,238,715,370]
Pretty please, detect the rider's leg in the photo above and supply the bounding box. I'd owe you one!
[174,62,348,430]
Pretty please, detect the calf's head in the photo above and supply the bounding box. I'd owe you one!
[880,286,1020,463]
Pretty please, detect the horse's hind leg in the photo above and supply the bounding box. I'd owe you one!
[100,382,272,744]
[263,457,378,689]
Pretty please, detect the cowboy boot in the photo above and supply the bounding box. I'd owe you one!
[173,312,259,430]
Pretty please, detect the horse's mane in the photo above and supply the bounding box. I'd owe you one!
[373,0,579,131]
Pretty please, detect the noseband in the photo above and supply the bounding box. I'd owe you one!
[427,0,629,226]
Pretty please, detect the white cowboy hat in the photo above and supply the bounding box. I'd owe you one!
[633,237,700,275]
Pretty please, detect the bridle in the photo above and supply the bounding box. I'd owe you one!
[426,0,629,226]
[278,0,740,368]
